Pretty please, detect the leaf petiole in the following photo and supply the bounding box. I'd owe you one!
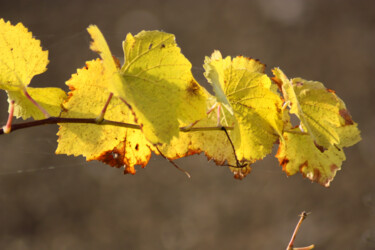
[156,146,191,178]
[22,87,50,118]
[95,92,113,123]
[2,100,15,134]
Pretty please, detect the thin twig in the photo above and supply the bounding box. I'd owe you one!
[287,211,314,250]
[155,146,191,178]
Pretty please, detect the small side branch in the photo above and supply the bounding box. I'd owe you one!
[286,211,314,250]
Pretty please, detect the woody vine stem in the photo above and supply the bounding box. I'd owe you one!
[0,116,234,135]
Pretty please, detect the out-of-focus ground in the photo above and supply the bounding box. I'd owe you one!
[0,0,374,249]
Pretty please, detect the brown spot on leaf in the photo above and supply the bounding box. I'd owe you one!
[112,56,121,69]
[295,82,303,87]
[67,85,76,92]
[135,144,139,151]
[161,44,165,48]
[330,164,339,172]
[314,141,326,153]
[279,158,289,172]
[148,43,153,50]
[124,165,136,175]
[62,85,76,105]
[312,168,321,182]
[327,88,336,94]
[237,55,266,72]
[271,76,283,91]
[162,147,202,161]
[275,146,289,172]
[299,162,331,187]
[94,142,125,168]
[339,109,354,125]
[186,79,200,96]
[298,161,308,174]
[93,140,153,175]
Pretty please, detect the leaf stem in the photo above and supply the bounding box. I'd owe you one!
[156,146,191,178]
[95,92,113,123]
[178,102,219,131]
[221,126,241,167]
[0,117,233,135]
[180,125,233,132]
[23,88,50,118]
[284,129,308,135]
[2,100,15,134]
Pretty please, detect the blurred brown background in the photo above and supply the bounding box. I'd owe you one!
[0,0,374,249]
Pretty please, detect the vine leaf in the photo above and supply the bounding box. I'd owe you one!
[7,88,66,120]
[0,18,65,119]
[272,68,361,186]
[56,59,154,174]
[0,18,48,91]
[272,68,361,150]
[160,51,284,179]
[276,128,346,187]
[203,51,283,165]
[158,96,236,165]
[86,25,124,96]
[87,26,207,144]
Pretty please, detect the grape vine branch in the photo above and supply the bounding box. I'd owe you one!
[0,117,233,135]
[0,18,361,187]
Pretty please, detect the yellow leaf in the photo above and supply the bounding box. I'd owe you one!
[0,19,63,120]
[86,25,124,95]
[276,129,346,187]
[7,87,66,120]
[160,52,284,179]
[87,26,207,144]
[159,95,255,180]
[272,68,361,149]
[56,59,153,174]
[120,31,207,144]
[203,51,233,114]
[0,19,48,91]
[159,96,236,165]
[203,51,283,162]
